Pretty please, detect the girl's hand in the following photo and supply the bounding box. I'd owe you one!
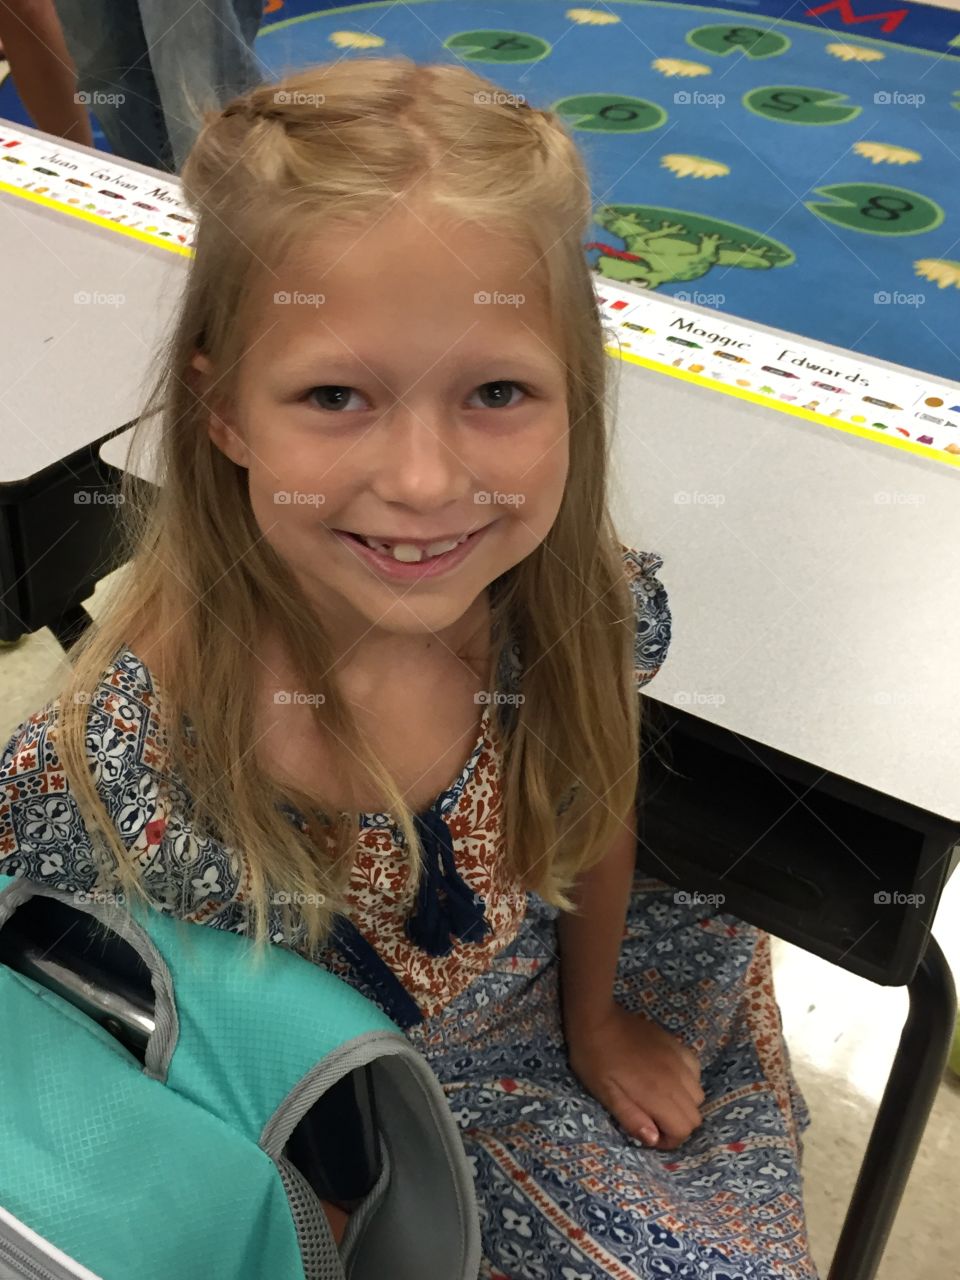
[321,1199,351,1246]
[565,1001,705,1150]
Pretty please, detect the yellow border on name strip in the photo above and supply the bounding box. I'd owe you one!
[3,179,955,468]
[607,344,960,470]
[0,179,194,258]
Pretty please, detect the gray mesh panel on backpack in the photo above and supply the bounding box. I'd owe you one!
[275,1156,343,1280]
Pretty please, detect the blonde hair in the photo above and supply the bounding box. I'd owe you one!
[54,56,641,960]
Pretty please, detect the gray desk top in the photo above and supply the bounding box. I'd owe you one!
[607,345,960,825]
[13,122,956,826]
[0,123,184,485]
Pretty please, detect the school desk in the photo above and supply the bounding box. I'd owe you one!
[0,120,184,646]
[2,116,958,1280]
[605,342,959,1280]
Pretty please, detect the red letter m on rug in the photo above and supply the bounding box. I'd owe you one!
[804,0,909,34]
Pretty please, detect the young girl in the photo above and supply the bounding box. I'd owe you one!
[0,57,816,1278]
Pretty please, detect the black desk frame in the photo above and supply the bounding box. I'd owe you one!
[0,430,130,648]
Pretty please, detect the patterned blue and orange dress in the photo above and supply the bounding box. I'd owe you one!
[0,545,817,1279]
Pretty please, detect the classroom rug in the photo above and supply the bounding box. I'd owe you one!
[2,0,959,382]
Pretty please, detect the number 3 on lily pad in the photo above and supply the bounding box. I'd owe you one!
[688,25,790,59]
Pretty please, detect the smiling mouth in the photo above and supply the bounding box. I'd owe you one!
[335,530,475,562]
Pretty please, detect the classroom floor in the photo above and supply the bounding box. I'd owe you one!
[1,563,958,1278]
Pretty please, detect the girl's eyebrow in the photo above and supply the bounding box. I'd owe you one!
[274,354,376,382]
[273,349,562,384]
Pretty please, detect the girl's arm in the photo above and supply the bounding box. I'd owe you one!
[556,804,637,1039]
[321,1200,350,1246]
[557,804,706,1149]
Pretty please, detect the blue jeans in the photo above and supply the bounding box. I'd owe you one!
[53,0,265,171]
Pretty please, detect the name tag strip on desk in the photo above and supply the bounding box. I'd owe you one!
[2,123,956,469]
[597,283,960,470]
[0,123,194,256]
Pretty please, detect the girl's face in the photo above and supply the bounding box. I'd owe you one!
[203,203,570,648]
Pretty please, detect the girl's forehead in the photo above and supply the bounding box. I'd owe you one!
[239,238,559,359]
[263,205,541,286]
[241,293,566,384]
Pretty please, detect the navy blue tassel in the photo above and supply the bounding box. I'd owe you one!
[435,819,492,945]
[404,808,491,955]
[405,809,454,956]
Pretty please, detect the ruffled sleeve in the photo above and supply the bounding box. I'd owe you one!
[0,650,244,924]
[554,546,671,818]
[0,701,107,893]
[621,545,672,692]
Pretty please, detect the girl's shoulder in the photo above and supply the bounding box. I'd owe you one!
[489,542,671,713]
[619,543,672,691]
[0,647,242,921]
[0,646,159,881]
[0,644,161,783]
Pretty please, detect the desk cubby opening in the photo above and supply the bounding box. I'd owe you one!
[637,705,952,986]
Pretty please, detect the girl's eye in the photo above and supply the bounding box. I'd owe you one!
[306,385,367,412]
[469,380,527,410]
[304,380,528,414]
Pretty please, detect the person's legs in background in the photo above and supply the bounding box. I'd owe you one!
[52,0,173,169]
[139,0,266,171]
[52,0,265,173]
[0,0,93,145]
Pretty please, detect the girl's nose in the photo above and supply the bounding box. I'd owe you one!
[374,406,471,505]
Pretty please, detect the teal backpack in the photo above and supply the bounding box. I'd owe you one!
[0,873,481,1280]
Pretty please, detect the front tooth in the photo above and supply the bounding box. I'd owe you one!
[391,543,426,563]
[361,537,462,562]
